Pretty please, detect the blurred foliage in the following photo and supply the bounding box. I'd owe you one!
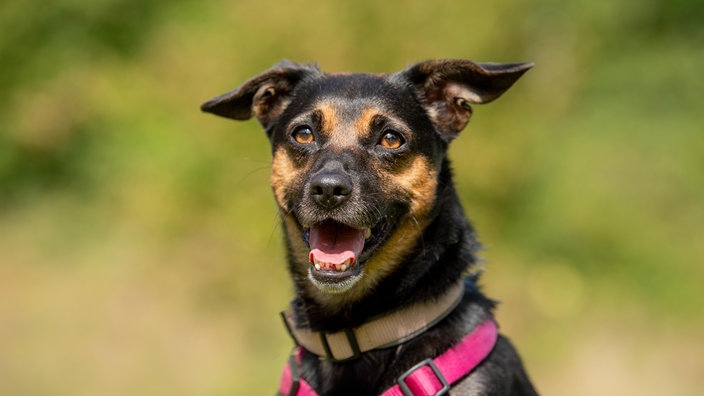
[1,0,702,395]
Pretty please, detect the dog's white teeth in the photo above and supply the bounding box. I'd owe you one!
[312,258,353,272]
[364,228,372,240]
[313,257,323,270]
[340,258,352,272]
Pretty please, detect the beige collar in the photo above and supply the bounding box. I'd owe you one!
[280,282,465,362]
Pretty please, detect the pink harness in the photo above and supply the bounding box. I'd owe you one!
[278,319,498,396]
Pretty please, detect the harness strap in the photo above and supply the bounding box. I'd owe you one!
[279,319,498,396]
[279,351,316,396]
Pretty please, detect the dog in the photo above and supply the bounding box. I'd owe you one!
[201,59,537,395]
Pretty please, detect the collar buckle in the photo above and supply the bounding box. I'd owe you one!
[320,328,361,362]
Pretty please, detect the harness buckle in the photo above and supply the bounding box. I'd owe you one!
[398,358,450,396]
[320,328,362,362]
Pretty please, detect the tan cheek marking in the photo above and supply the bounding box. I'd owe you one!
[282,214,311,274]
[383,156,438,217]
[404,157,438,217]
[270,147,302,212]
[361,217,426,290]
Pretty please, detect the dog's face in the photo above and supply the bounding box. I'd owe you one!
[202,59,532,303]
[267,74,446,299]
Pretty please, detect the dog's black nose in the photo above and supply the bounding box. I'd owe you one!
[309,169,353,210]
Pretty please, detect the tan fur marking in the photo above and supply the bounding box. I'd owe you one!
[321,103,378,149]
[384,156,438,217]
[270,147,300,212]
[283,214,312,277]
[362,217,427,286]
[251,83,293,127]
[317,102,339,139]
[352,107,377,139]
[404,156,438,217]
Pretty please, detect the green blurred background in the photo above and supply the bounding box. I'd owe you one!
[1,0,702,395]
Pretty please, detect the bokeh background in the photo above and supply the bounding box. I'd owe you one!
[1,0,703,395]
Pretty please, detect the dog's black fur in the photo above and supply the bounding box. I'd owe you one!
[202,59,538,395]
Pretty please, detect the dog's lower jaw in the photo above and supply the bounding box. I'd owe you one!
[307,268,363,294]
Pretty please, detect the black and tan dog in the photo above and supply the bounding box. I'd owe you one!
[201,59,537,395]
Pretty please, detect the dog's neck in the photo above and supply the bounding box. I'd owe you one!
[281,280,465,361]
[288,161,481,332]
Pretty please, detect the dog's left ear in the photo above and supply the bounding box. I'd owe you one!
[397,59,533,140]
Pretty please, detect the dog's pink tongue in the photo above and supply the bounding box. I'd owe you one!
[309,222,365,265]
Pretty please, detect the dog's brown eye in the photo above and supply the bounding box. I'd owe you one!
[292,126,315,144]
[379,131,405,149]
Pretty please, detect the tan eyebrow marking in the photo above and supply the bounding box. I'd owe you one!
[316,102,339,139]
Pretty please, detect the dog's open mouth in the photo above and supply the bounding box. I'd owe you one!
[308,220,368,273]
[300,215,395,292]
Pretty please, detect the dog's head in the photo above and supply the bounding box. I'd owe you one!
[202,59,532,302]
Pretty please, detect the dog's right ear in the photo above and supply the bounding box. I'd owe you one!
[200,60,321,130]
